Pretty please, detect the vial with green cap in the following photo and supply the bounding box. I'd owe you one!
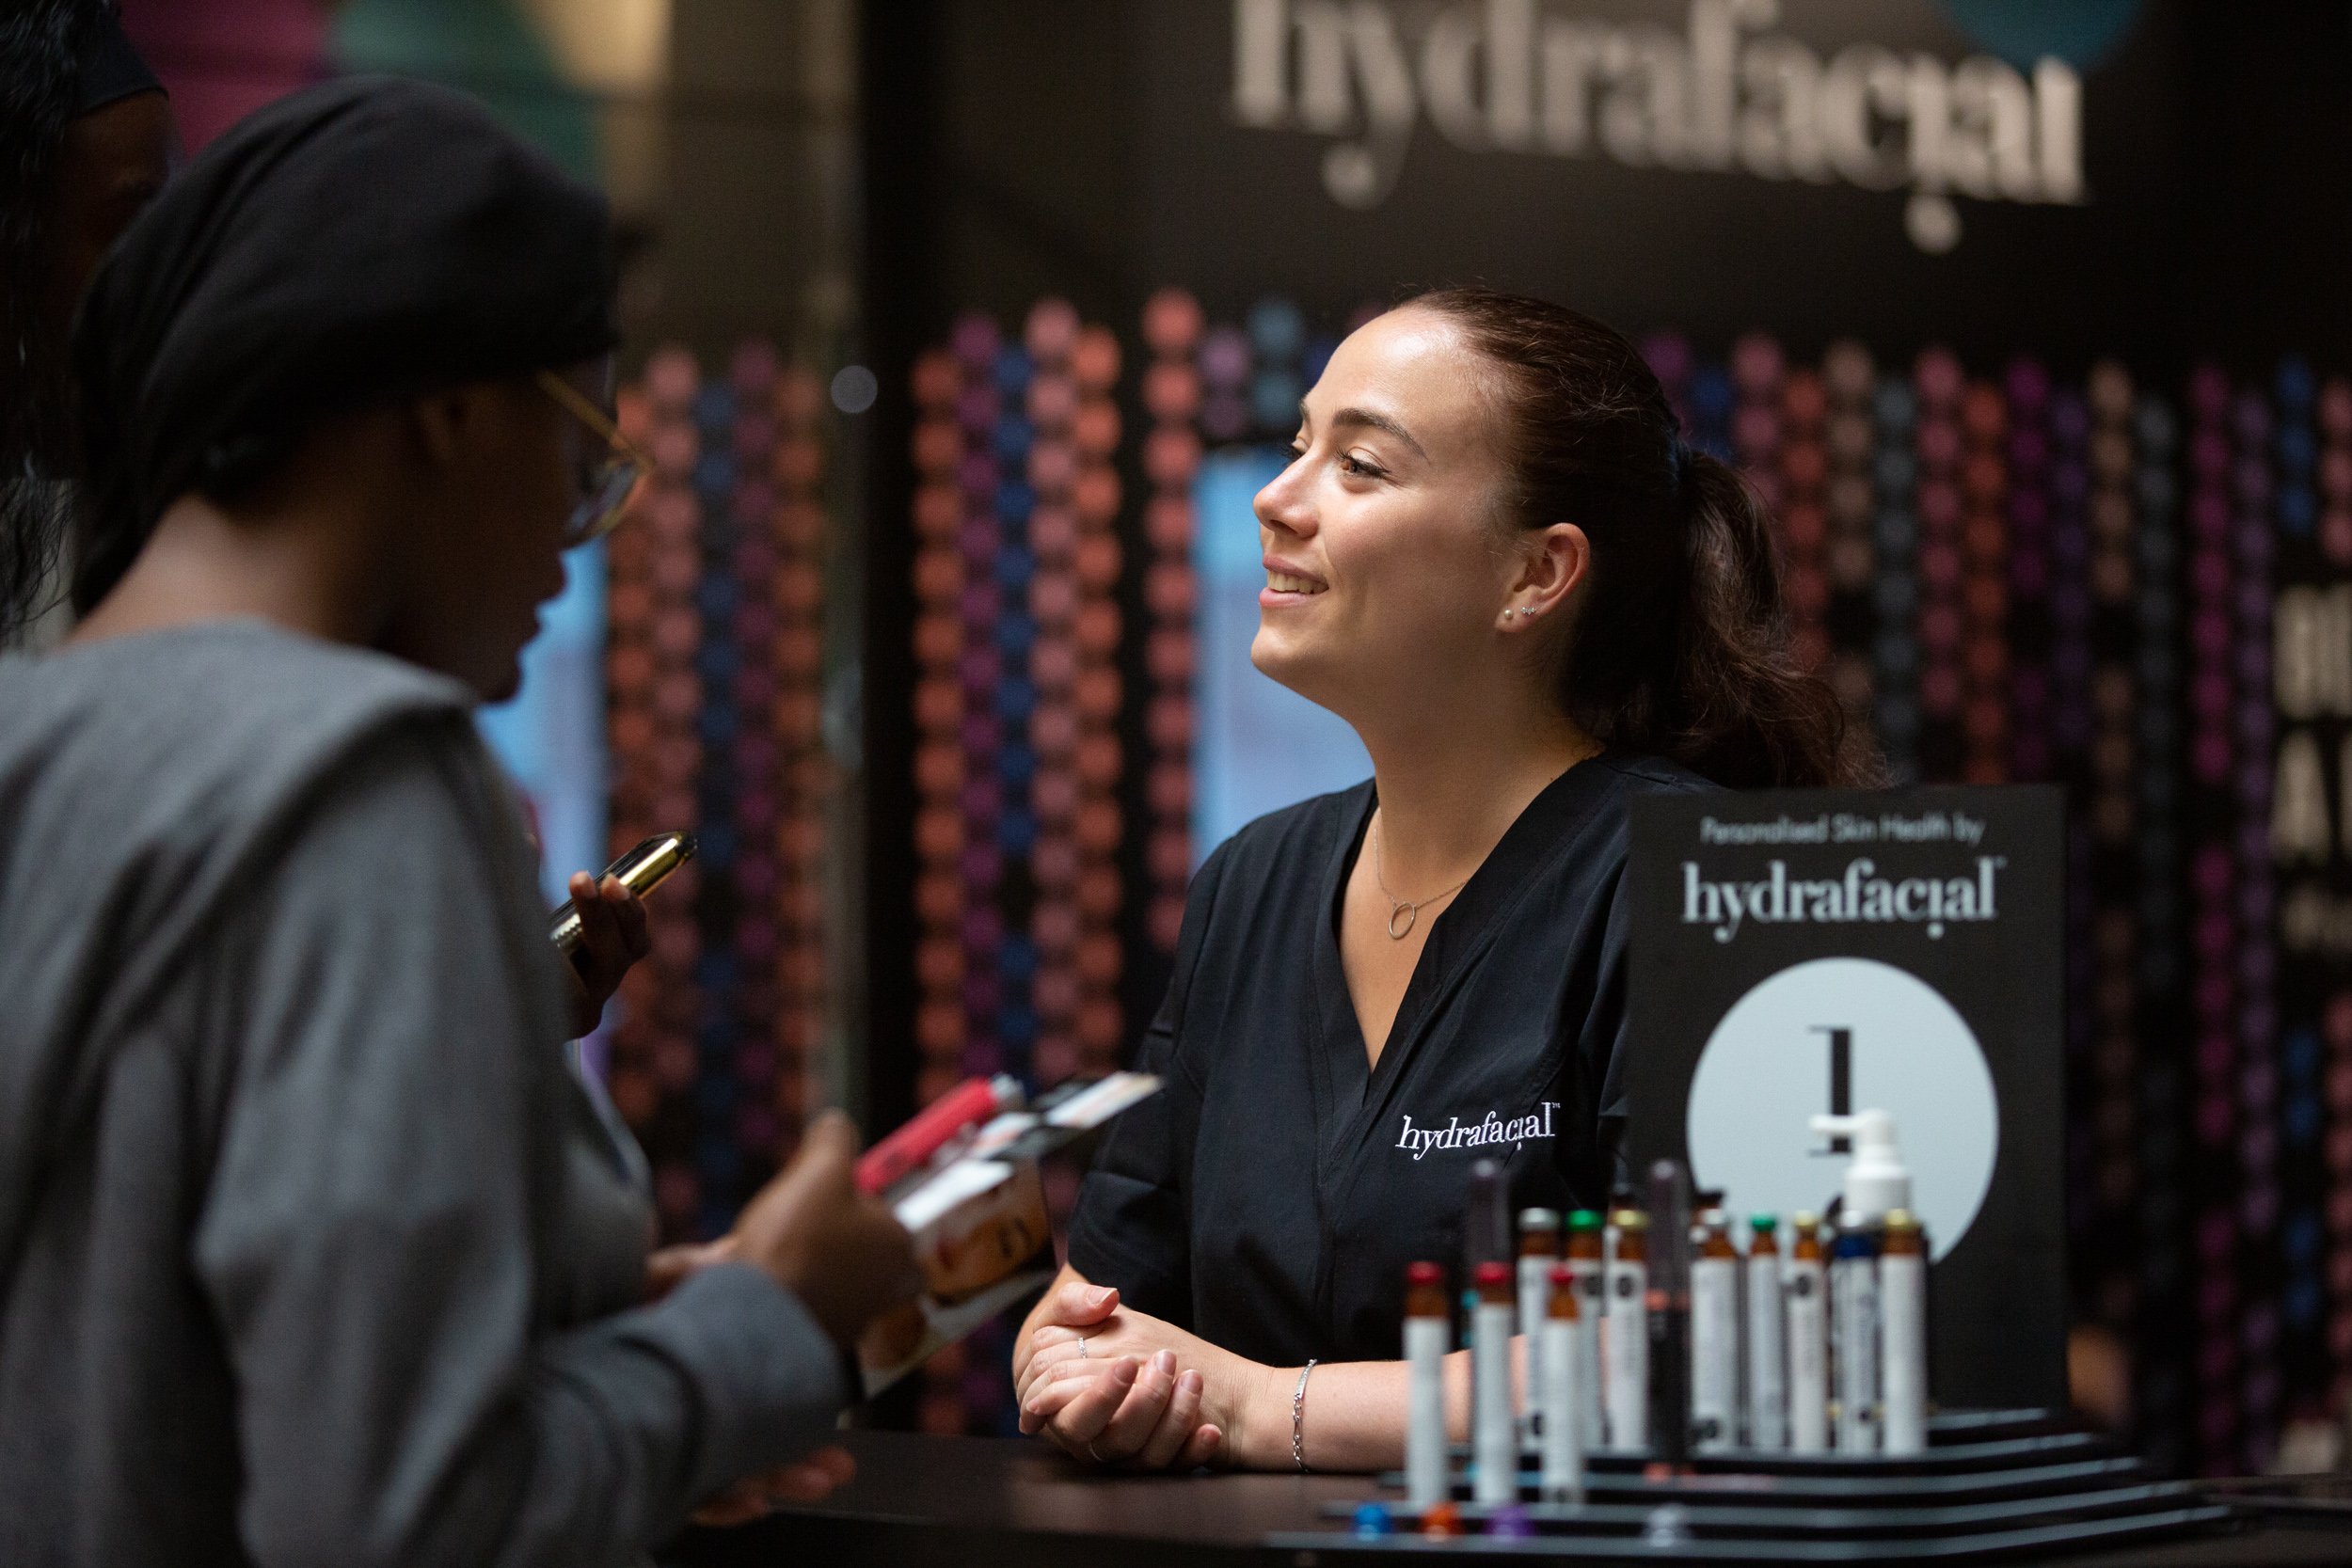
[1565,1210,1605,1448]
[1745,1214,1787,1449]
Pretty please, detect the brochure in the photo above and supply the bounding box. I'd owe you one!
[857,1070,1161,1395]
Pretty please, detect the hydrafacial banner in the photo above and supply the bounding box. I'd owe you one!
[1135,0,2185,361]
[1229,0,2086,252]
[1627,784,2065,1411]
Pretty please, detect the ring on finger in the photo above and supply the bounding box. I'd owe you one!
[1076,1335,1089,1358]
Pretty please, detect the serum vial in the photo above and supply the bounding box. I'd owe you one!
[1471,1260,1518,1505]
[1540,1261,1586,1505]
[1404,1261,1451,1508]
[1744,1214,1788,1451]
[1879,1210,1929,1455]
[1785,1212,1828,1454]
[1688,1199,1740,1453]
[1517,1209,1561,1447]
[1829,1223,1882,1453]
[1603,1209,1650,1450]
[1565,1211,1607,1449]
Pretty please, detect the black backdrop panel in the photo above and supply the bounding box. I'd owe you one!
[1136,0,2187,362]
[1626,785,2067,1412]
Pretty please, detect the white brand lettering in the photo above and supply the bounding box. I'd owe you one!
[1681,856,2006,942]
[1398,1101,1559,1160]
[1231,0,2087,250]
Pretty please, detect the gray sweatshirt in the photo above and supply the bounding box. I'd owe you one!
[0,622,844,1567]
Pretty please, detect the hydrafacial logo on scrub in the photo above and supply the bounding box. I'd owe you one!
[1682,857,2007,942]
[1229,0,2087,253]
[1397,1102,1560,1161]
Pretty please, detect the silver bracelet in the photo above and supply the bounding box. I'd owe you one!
[1292,1359,1317,1472]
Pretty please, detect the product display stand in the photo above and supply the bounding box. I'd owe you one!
[1281,1411,2243,1560]
[680,1428,2352,1568]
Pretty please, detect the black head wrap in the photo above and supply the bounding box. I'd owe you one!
[72,6,162,117]
[71,74,618,612]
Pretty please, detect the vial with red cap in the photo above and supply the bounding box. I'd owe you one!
[1404,1260,1450,1508]
[1471,1259,1518,1505]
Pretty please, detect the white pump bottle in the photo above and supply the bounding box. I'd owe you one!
[1809,1109,1911,1224]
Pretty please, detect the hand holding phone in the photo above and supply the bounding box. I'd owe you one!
[551,832,692,1036]
[550,832,695,968]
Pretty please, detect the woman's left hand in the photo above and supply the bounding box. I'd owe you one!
[562,870,651,1037]
[1017,1293,1277,1470]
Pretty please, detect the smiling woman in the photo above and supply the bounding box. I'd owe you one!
[1010,288,1874,1474]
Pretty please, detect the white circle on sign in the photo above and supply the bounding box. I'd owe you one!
[1685,957,1997,1260]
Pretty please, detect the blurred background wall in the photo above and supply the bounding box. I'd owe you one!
[115,0,2352,1475]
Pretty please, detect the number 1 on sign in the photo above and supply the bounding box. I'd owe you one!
[1813,1025,1851,1153]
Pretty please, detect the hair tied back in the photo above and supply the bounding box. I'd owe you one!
[1407,286,1875,790]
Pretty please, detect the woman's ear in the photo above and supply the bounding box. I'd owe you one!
[406,380,518,471]
[1513,521,1589,618]
[406,387,472,468]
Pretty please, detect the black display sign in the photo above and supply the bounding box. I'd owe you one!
[1135,0,2188,362]
[1625,784,2066,1412]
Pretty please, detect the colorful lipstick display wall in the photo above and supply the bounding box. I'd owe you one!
[606,344,833,1243]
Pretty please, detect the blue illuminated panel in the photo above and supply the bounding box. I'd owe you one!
[1190,448,1372,864]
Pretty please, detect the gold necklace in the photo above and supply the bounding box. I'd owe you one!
[1369,816,1470,941]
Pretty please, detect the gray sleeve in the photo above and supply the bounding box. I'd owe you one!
[190,720,847,1568]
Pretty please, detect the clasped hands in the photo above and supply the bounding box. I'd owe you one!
[1013,1276,1286,1472]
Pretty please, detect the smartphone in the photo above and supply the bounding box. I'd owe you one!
[549,831,696,971]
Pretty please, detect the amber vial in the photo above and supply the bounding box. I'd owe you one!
[1790,1210,1823,1263]
[1406,1259,1448,1320]
[1611,1210,1650,1262]
[1548,1263,1580,1321]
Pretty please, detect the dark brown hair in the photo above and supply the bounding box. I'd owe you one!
[1411,287,1874,789]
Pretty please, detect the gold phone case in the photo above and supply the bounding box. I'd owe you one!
[549,832,696,962]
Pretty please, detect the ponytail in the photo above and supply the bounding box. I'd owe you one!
[1410,287,1874,789]
[1643,449,1860,788]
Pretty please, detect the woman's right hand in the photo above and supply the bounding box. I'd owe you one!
[1012,1269,1122,1388]
[1014,1274,1234,1471]
[732,1110,922,1346]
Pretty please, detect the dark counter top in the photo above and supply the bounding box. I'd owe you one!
[667,1430,2352,1568]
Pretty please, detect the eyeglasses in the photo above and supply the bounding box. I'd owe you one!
[537,370,647,546]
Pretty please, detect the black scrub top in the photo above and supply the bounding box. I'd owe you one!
[1068,752,1711,1369]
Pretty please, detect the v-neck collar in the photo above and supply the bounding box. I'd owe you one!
[1306,781,1376,1176]
[1310,755,1621,1172]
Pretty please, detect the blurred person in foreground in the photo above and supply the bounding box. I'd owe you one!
[0,76,918,1567]
[1,0,173,646]
[0,3,641,1060]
